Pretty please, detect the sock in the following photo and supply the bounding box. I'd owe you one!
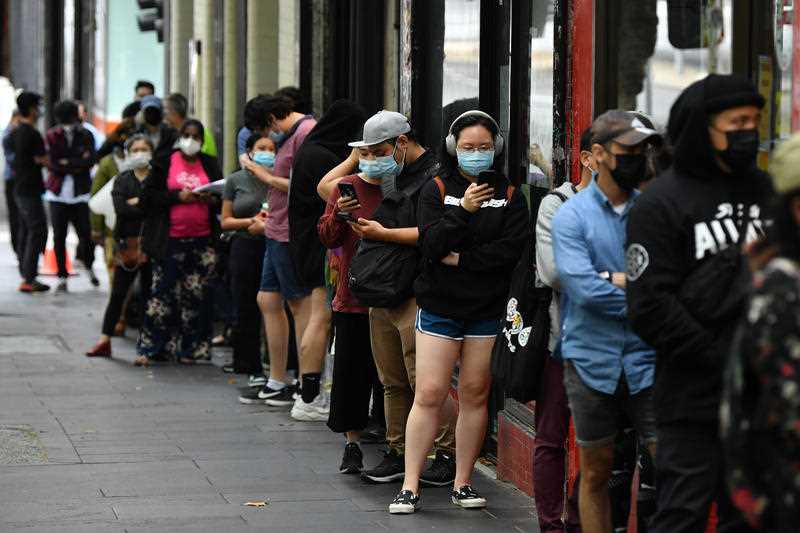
[301,373,321,403]
[267,378,286,391]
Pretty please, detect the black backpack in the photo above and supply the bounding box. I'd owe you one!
[491,185,568,403]
[348,162,440,308]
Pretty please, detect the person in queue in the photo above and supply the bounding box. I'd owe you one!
[317,110,458,486]
[246,95,316,407]
[626,74,773,533]
[135,119,223,367]
[220,132,272,383]
[91,101,142,290]
[3,109,21,266]
[44,99,98,291]
[532,127,596,533]
[719,133,800,532]
[317,124,388,476]
[552,110,660,533]
[11,91,50,293]
[389,110,528,514]
[282,100,367,421]
[86,135,155,358]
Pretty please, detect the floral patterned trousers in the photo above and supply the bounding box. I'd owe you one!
[138,237,217,360]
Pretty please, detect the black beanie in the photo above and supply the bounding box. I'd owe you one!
[702,73,765,114]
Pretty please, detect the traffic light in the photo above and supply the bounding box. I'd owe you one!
[136,0,164,43]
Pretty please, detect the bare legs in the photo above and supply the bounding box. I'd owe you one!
[258,291,289,383]
[298,287,331,375]
[401,332,494,494]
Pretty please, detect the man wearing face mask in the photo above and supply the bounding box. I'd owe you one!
[552,110,661,533]
[136,95,178,160]
[626,75,772,533]
[317,110,457,484]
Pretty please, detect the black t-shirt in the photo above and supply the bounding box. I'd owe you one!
[11,122,46,197]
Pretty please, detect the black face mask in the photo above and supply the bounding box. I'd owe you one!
[717,128,759,172]
[609,153,647,192]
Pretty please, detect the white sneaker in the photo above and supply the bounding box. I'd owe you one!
[290,395,329,422]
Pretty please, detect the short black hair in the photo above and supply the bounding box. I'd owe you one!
[263,96,294,125]
[16,91,43,118]
[386,128,418,145]
[245,132,268,152]
[135,80,155,94]
[122,101,142,119]
[180,118,205,140]
[243,94,270,131]
[274,86,312,115]
[53,100,79,125]
[579,127,593,152]
[164,93,188,118]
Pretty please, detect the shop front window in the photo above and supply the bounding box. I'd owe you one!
[442,0,480,111]
[617,0,732,128]
[775,0,794,140]
[529,0,556,187]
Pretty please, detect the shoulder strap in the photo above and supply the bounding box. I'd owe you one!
[506,185,516,201]
[549,191,568,203]
[433,176,445,203]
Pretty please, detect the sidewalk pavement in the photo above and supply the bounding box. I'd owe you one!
[0,239,539,532]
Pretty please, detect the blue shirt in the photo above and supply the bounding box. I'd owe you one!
[237,126,252,156]
[552,178,655,395]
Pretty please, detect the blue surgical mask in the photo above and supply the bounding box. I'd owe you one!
[268,130,286,144]
[457,149,495,177]
[252,151,275,167]
[359,147,404,181]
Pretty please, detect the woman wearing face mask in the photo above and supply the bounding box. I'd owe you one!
[86,135,156,357]
[219,133,273,381]
[389,111,528,514]
[135,119,223,367]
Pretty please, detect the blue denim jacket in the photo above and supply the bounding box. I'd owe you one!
[552,178,655,395]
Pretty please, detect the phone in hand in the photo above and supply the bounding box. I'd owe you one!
[336,211,355,222]
[337,182,359,203]
[477,170,506,190]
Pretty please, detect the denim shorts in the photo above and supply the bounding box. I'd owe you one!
[259,238,312,300]
[563,361,657,449]
[415,308,501,341]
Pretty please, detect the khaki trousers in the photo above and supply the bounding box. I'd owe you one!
[369,298,455,455]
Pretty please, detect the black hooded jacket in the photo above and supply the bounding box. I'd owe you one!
[288,100,367,287]
[626,75,775,423]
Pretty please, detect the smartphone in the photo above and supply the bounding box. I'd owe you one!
[337,182,359,202]
[477,170,505,190]
[336,211,355,222]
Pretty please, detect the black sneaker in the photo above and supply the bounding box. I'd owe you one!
[451,485,486,509]
[339,442,363,474]
[362,448,404,483]
[238,387,266,405]
[389,489,420,514]
[420,450,456,487]
[265,385,295,406]
[258,383,287,400]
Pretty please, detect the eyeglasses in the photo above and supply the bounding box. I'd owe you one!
[456,147,494,154]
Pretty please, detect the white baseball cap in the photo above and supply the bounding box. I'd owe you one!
[348,110,411,148]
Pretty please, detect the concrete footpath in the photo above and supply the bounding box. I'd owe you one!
[0,239,538,532]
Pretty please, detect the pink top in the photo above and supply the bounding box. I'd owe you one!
[264,116,317,242]
[167,151,211,238]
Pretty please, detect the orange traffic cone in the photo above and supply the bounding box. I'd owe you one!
[40,248,76,276]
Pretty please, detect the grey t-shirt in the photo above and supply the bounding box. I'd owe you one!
[223,169,269,238]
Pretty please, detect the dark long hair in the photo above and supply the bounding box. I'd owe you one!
[180,118,205,140]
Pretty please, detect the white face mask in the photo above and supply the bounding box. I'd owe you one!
[178,137,201,156]
[128,151,152,169]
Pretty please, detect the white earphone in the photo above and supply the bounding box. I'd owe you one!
[444,110,505,156]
